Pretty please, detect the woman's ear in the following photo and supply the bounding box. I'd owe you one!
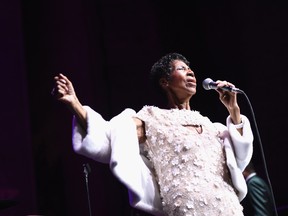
[159,77,168,89]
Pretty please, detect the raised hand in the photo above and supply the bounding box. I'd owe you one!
[52,73,77,105]
[52,73,87,130]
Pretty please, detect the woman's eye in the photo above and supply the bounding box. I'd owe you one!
[177,66,189,71]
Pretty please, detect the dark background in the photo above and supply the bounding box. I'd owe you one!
[1,0,287,215]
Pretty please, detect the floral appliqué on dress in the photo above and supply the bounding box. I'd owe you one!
[137,106,243,216]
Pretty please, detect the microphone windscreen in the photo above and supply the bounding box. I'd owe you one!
[202,78,214,90]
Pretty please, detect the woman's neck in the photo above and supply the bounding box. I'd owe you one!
[166,101,191,110]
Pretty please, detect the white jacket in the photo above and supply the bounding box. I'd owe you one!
[72,106,253,216]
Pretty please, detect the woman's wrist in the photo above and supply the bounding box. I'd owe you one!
[234,120,244,129]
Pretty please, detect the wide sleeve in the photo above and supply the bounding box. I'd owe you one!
[72,105,111,164]
[214,114,254,201]
[109,108,165,216]
[226,114,254,171]
[72,107,164,215]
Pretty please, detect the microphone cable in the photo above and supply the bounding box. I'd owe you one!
[240,90,278,216]
[202,78,278,214]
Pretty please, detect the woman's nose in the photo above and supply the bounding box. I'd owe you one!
[187,70,194,77]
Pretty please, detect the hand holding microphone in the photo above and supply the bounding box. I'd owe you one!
[202,78,244,115]
[202,78,243,94]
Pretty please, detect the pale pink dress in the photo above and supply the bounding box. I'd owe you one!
[136,106,243,216]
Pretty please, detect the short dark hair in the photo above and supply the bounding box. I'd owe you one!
[150,53,190,94]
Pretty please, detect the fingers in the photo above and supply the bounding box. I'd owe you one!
[215,80,235,89]
[51,73,70,97]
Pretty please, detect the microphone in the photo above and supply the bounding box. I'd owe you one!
[202,78,243,94]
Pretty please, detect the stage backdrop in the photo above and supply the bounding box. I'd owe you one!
[1,1,287,215]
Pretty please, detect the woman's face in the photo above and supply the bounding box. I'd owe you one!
[166,60,197,100]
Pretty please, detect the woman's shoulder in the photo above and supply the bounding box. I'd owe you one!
[137,105,159,117]
[213,122,226,130]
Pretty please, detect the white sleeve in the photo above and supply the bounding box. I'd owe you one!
[72,107,164,215]
[108,108,164,215]
[214,115,254,201]
[226,114,254,170]
[72,106,111,164]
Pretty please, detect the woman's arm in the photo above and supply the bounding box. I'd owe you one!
[53,73,111,163]
[215,80,243,134]
[53,73,87,130]
[133,117,147,144]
